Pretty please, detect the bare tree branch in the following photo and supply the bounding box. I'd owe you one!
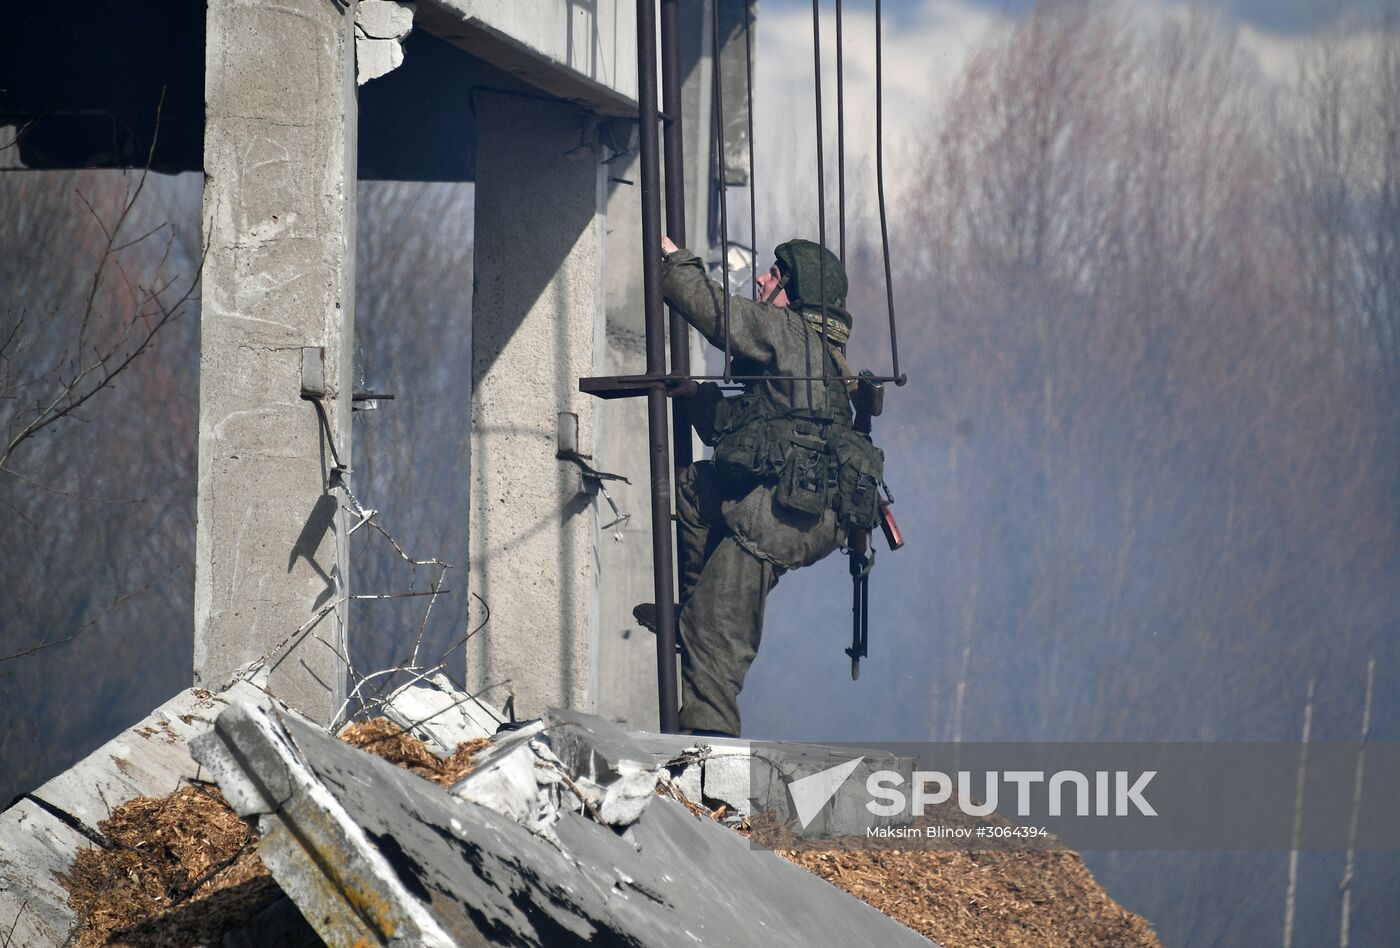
[0,568,178,664]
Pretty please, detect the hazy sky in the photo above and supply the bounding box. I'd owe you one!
[745,0,1395,250]
[765,0,1386,35]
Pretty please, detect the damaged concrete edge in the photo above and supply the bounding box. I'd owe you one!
[190,701,936,947]
[539,707,919,833]
[356,0,417,85]
[191,702,458,948]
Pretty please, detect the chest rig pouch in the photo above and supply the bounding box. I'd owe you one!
[713,379,884,531]
[774,419,832,516]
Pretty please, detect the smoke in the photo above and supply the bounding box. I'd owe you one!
[744,3,1400,943]
[744,0,1004,254]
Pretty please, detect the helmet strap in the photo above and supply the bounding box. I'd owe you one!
[760,268,791,305]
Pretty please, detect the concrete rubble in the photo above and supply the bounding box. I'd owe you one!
[0,672,289,947]
[2,666,931,946]
[193,698,937,947]
[381,672,508,752]
[541,706,917,835]
[355,0,416,84]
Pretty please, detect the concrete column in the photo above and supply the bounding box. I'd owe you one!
[194,0,357,723]
[467,93,606,718]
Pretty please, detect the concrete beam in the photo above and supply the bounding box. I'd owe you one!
[194,0,357,723]
[467,93,606,719]
[415,0,638,116]
[193,700,937,947]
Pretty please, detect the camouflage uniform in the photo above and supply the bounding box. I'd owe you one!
[660,244,854,736]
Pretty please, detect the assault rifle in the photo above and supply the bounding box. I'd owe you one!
[846,372,905,680]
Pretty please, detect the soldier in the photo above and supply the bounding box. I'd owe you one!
[636,235,881,737]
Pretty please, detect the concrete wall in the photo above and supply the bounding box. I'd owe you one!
[194,0,357,722]
[590,150,663,729]
[467,93,607,718]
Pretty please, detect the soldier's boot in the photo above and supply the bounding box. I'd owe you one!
[631,602,682,653]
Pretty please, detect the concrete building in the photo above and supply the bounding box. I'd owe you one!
[2,0,756,729]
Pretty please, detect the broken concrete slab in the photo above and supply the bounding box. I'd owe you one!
[543,706,916,834]
[449,719,655,835]
[381,673,507,755]
[194,701,459,946]
[542,706,725,806]
[356,0,415,39]
[196,700,937,947]
[543,705,701,782]
[0,678,285,948]
[743,743,919,838]
[447,722,583,838]
[356,35,405,84]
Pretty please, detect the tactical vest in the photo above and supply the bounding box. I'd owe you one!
[711,375,885,534]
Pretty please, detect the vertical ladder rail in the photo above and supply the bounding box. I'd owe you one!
[635,0,681,733]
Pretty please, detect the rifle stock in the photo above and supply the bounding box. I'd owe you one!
[880,502,904,551]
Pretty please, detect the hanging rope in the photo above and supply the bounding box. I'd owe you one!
[712,0,733,381]
[744,3,758,298]
[835,0,847,262]
[666,0,903,388]
[874,0,905,384]
[811,0,831,385]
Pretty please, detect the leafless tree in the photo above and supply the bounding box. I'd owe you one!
[0,138,203,804]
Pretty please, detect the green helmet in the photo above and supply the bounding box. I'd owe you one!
[773,239,852,338]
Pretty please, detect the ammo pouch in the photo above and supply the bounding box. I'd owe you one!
[827,427,884,532]
[712,394,783,482]
[774,428,830,516]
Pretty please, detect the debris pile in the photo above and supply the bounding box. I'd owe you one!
[337,717,490,787]
[192,700,938,946]
[58,786,276,947]
[54,717,493,945]
[5,676,1157,947]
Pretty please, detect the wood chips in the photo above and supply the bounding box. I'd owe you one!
[772,846,1159,947]
[59,785,277,947]
[336,717,491,787]
[741,806,1159,947]
[58,719,487,945]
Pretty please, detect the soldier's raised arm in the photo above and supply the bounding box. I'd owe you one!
[659,244,783,367]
